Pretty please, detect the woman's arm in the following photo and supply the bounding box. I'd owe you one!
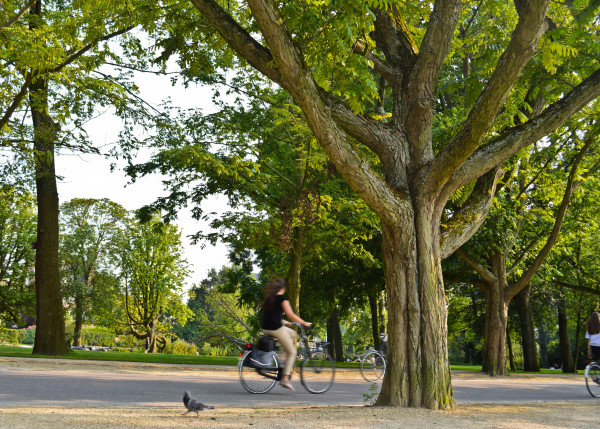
[281,300,311,327]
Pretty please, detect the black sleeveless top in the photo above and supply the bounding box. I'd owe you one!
[262,294,288,330]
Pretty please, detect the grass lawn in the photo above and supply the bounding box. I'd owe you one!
[0,344,583,374]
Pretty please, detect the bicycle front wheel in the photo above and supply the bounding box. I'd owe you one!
[586,362,600,398]
[360,351,386,382]
[239,350,279,394]
[300,351,335,394]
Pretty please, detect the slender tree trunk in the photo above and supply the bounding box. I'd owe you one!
[286,225,305,314]
[573,310,583,370]
[506,328,515,371]
[327,307,344,362]
[514,284,540,372]
[537,322,550,368]
[73,296,84,347]
[29,35,67,355]
[378,290,386,335]
[368,293,381,350]
[377,209,453,409]
[557,297,576,373]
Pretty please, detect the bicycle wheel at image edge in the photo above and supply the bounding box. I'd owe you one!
[585,362,600,398]
[239,350,279,394]
[360,351,386,382]
[300,351,335,394]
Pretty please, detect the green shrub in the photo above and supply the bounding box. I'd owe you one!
[0,327,34,344]
[163,339,197,355]
[198,342,237,357]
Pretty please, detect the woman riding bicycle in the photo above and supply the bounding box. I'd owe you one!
[586,311,600,361]
[261,277,311,392]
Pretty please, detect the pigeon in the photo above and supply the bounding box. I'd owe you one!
[182,391,214,417]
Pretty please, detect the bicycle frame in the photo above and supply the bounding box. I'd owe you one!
[244,323,328,380]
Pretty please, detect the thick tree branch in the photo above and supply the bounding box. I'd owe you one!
[0,0,37,28]
[552,280,600,296]
[405,0,462,164]
[456,248,496,285]
[0,73,33,133]
[189,0,282,85]
[440,167,503,259]
[425,0,550,194]
[442,67,600,196]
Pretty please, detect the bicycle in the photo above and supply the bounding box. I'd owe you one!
[238,322,335,394]
[585,360,600,398]
[360,334,387,382]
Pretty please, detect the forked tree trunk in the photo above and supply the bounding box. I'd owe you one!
[514,284,540,372]
[377,209,453,409]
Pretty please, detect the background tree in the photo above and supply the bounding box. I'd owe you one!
[117,217,192,353]
[59,198,127,346]
[0,186,36,325]
[456,124,597,375]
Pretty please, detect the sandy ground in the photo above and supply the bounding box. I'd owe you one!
[0,357,598,428]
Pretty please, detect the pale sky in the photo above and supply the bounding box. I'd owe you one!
[55,69,231,288]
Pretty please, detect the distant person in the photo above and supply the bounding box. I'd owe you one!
[585,311,600,361]
[261,277,311,392]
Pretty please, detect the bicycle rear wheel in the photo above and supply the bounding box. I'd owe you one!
[300,351,335,394]
[239,350,280,394]
[360,350,386,382]
[585,362,600,398]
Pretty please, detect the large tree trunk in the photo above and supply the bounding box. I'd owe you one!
[557,297,576,373]
[29,51,68,355]
[377,212,453,409]
[514,284,540,372]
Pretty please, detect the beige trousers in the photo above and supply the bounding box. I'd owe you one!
[263,325,297,376]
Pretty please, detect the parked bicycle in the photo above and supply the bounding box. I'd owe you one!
[238,322,335,394]
[360,334,387,382]
[585,360,600,397]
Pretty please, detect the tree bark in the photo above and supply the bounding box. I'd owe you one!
[514,284,540,371]
[557,297,576,373]
[377,218,453,409]
[29,8,68,355]
[481,272,509,376]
